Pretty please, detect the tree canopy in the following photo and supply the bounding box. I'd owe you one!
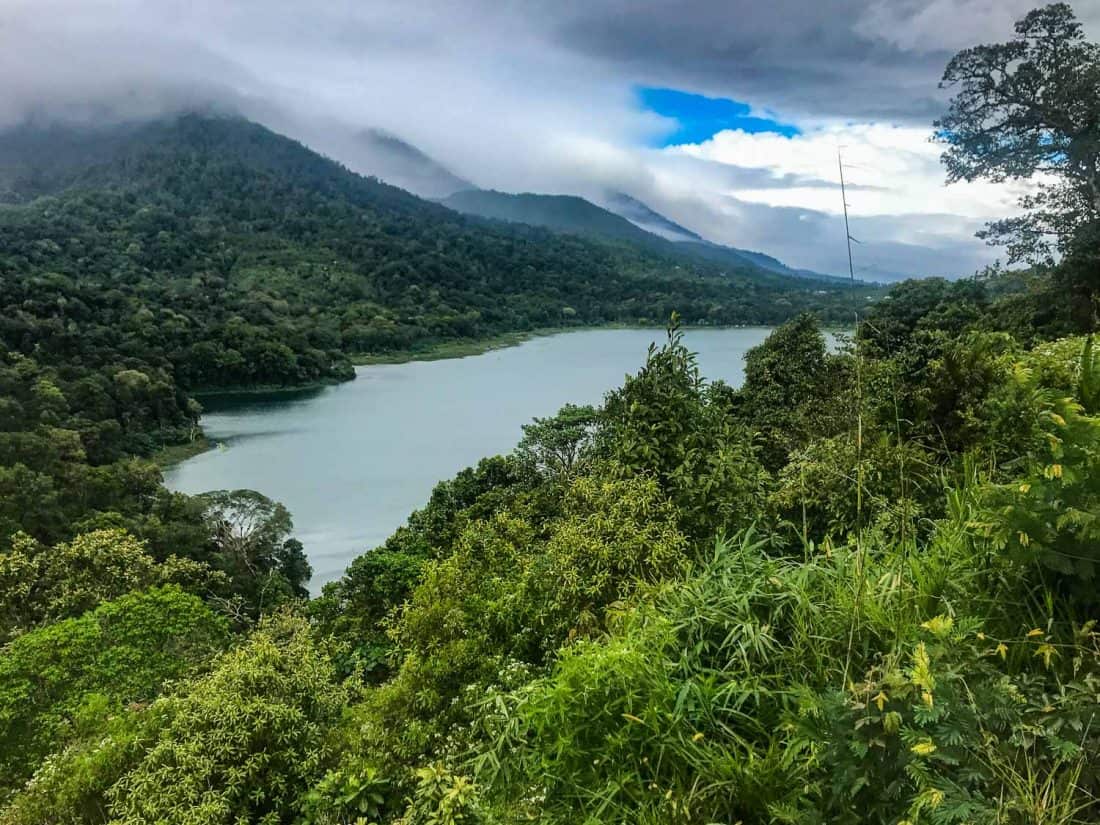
[937,2,1100,326]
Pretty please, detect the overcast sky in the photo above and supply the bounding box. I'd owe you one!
[3,0,1099,279]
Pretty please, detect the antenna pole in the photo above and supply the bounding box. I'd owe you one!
[839,149,855,284]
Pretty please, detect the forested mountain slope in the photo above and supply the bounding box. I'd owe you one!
[0,113,868,386]
[0,110,871,634]
[443,187,852,284]
[440,188,669,246]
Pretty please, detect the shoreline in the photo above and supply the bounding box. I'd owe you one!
[190,377,345,399]
[151,437,212,469]
[351,323,638,365]
[159,322,852,469]
[350,321,834,366]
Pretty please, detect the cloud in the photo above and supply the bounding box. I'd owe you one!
[675,122,1033,214]
[552,0,1100,124]
[1,0,1096,279]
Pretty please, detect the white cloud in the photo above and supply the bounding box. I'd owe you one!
[2,0,1092,280]
[672,123,1029,221]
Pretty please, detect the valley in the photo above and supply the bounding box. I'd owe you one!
[164,327,781,591]
[1,4,1099,822]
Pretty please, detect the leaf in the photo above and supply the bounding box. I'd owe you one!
[920,615,954,638]
[910,740,937,756]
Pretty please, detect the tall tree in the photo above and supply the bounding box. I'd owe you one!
[936,3,1100,327]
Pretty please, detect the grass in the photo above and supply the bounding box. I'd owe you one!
[150,437,212,469]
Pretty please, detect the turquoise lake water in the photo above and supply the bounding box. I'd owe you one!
[164,327,778,592]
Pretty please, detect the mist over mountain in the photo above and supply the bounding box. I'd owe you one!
[440,189,669,246]
[441,185,852,283]
[601,191,703,243]
[0,111,868,332]
[345,129,475,199]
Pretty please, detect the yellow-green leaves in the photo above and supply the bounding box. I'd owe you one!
[920,615,954,638]
[909,642,936,695]
[910,739,937,756]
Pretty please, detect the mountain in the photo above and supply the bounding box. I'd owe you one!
[442,187,853,285]
[344,129,474,199]
[440,189,672,247]
[720,247,850,283]
[0,113,870,391]
[601,191,850,283]
[601,191,703,243]
[439,189,792,281]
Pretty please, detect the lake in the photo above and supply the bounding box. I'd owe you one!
[164,327,775,593]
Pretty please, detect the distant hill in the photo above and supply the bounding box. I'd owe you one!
[601,192,703,242]
[443,187,853,285]
[347,129,474,199]
[440,189,672,247]
[0,113,872,395]
[601,191,849,284]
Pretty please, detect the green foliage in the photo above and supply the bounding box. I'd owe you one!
[0,585,227,799]
[936,3,1100,328]
[359,473,687,765]
[603,318,769,538]
[731,312,850,469]
[771,433,937,545]
[859,278,989,358]
[516,403,599,479]
[299,764,390,825]
[901,330,1021,455]
[9,26,1100,820]
[198,488,312,614]
[105,612,347,825]
[0,708,149,825]
[478,534,812,824]
[937,4,1100,262]
[1079,336,1100,413]
[811,617,1100,824]
[969,356,1100,585]
[0,528,219,641]
[311,456,531,679]
[398,764,484,825]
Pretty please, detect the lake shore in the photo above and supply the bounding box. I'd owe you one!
[351,323,659,365]
[158,323,851,469]
[349,321,833,366]
[151,437,212,469]
[164,326,784,592]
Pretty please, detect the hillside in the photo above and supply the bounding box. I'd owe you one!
[349,129,475,198]
[4,6,1100,825]
[0,114,870,386]
[601,191,704,242]
[443,186,850,284]
[440,188,670,246]
[0,111,873,553]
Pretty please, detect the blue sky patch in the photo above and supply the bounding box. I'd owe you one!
[638,86,800,146]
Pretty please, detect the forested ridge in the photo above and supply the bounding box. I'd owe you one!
[3,4,1100,823]
[0,112,870,384]
[0,108,868,588]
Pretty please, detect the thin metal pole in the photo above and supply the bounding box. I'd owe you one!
[839,150,855,284]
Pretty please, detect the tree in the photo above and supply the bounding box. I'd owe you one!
[105,612,347,825]
[198,489,312,613]
[0,528,215,640]
[732,313,846,470]
[516,403,599,478]
[0,586,227,796]
[603,318,769,538]
[936,3,1100,325]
